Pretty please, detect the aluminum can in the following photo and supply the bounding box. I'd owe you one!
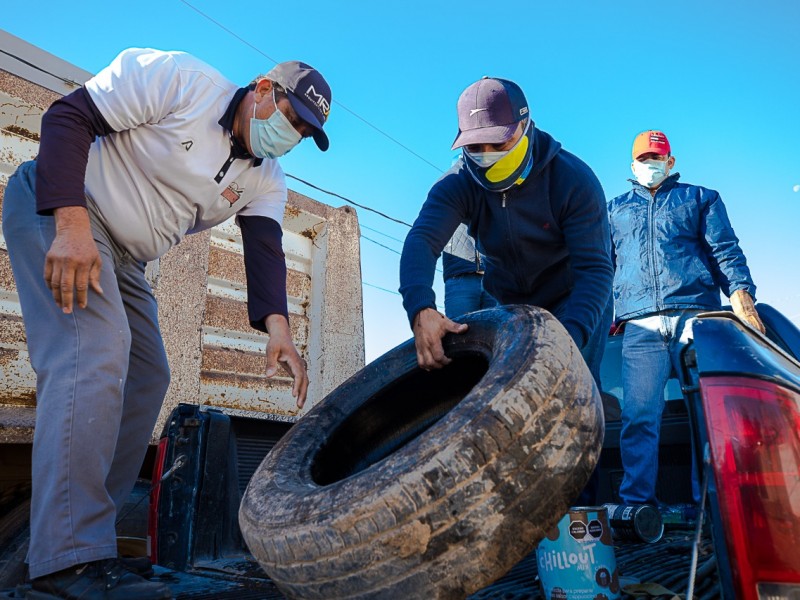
[602,503,664,543]
[536,506,620,600]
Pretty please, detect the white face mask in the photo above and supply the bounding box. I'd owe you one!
[464,150,507,168]
[632,159,669,188]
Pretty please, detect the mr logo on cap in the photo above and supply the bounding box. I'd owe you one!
[632,130,670,160]
[265,61,332,151]
[451,77,530,150]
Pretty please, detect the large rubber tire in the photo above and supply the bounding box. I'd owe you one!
[239,305,604,599]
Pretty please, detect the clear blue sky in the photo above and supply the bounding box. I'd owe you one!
[4,0,799,361]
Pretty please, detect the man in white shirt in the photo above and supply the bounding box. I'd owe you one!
[2,48,331,599]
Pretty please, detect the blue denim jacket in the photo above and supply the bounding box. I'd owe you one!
[608,174,756,321]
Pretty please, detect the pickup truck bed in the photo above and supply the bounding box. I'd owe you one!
[142,305,800,599]
[112,530,716,600]
[0,532,721,600]
[4,304,798,599]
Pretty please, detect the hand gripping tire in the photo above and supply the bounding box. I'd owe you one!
[239,305,604,599]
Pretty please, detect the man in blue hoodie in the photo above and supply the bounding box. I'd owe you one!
[399,77,613,380]
[608,130,764,506]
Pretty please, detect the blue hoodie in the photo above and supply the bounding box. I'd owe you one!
[399,128,613,348]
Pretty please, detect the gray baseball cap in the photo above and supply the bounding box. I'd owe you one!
[265,61,331,151]
[451,77,529,150]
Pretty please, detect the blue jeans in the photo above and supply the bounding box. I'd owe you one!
[2,162,170,578]
[619,310,702,505]
[444,273,497,318]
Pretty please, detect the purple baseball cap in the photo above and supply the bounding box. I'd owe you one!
[265,61,331,151]
[451,77,529,150]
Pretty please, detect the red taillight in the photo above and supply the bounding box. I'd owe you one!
[701,376,800,599]
[147,437,169,565]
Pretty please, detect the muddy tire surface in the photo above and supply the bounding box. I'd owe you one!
[239,305,604,600]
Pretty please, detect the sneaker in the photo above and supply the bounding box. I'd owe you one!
[28,558,172,599]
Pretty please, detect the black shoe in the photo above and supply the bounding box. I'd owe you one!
[119,556,154,579]
[28,558,172,599]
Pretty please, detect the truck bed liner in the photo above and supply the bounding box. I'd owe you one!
[48,532,712,600]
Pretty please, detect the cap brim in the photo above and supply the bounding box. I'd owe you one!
[451,123,518,151]
[633,146,669,160]
[286,91,329,151]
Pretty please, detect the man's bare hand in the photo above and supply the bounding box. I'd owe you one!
[412,307,468,370]
[44,207,103,313]
[265,314,309,408]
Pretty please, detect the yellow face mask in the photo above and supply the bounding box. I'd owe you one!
[485,131,530,183]
[464,120,535,193]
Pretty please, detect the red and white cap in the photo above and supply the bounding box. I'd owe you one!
[632,130,670,160]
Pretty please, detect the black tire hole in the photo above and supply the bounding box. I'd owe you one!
[311,353,489,485]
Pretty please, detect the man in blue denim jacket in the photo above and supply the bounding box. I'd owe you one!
[608,130,764,505]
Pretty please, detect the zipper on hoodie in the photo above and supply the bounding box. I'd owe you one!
[500,190,525,290]
[647,191,662,312]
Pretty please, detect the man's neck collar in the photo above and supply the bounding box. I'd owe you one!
[629,172,681,195]
[218,86,263,166]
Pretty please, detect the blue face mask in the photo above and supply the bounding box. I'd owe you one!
[249,89,302,159]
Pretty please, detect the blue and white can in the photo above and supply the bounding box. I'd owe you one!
[536,506,620,600]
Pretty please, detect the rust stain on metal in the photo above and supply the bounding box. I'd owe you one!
[0,347,18,367]
[0,148,25,166]
[2,124,40,142]
[208,246,245,284]
[286,269,311,301]
[0,315,27,345]
[202,346,267,376]
[0,389,37,407]
[198,393,298,418]
[204,296,309,339]
[0,71,62,111]
[0,249,19,291]
[288,313,309,342]
[300,221,325,248]
[204,296,250,332]
[201,346,308,379]
[283,204,301,219]
[200,370,293,392]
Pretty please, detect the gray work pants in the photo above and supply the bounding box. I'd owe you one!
[2,161,170,578]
